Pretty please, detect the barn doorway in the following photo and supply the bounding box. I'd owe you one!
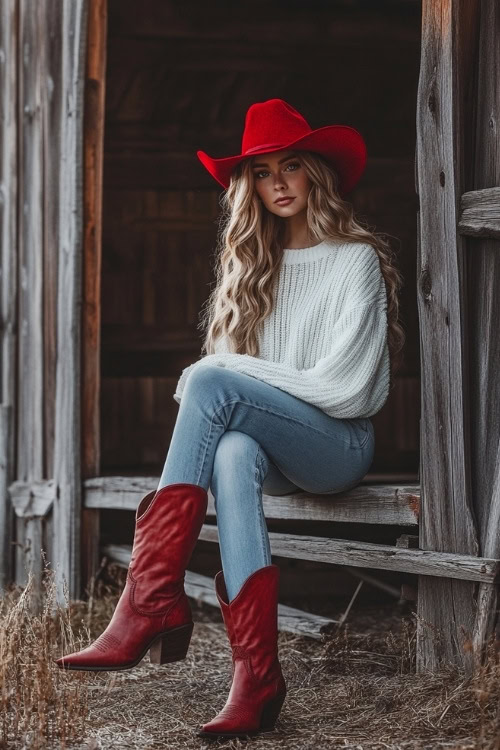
[96,0,421,486]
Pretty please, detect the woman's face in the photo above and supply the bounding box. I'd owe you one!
[251,150,312,217]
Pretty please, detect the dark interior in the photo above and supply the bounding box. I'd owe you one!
[99,0,421,482]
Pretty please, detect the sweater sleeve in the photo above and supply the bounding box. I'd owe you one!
[174,299,389,418]
[173,245,389,416]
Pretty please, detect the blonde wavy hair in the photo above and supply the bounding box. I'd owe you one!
[198,150,405,391]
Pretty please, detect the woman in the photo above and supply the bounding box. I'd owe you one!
[56,98,405,739]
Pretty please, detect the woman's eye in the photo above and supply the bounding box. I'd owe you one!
[254,163,300,179]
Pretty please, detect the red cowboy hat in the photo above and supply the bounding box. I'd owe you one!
[196,98,367,196]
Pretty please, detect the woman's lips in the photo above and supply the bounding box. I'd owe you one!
[275,197,295,205]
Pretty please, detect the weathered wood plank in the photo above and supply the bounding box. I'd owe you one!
[416,0,481,673]
[0,0,18,592]
[9,479,55,517]
[217,486,419,526]
[101,545,340,640]
[469,0,500,660]
[44,0,63,481]
[473,446,500,653]
[458,187,500,238]
[0,407,13,590]
[18,0,45,483]
[15,0,47,594]
[52,0,88,602]
[196,525,499,584]
[81,0,107,595]
[83,475,420,526]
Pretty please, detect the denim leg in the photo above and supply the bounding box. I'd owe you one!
[210,431,272,601]
[157,365,375,599]
[158,365,374,494]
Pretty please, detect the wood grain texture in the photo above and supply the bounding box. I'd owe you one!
[459,188,500,238]
[0,0,18,590]
[415,0,486,673]
[468,0,500,660]
[81,0,107,595]
[51,0,88,602]
[9,479,56,517]
[0,407,13,590]
[1,0,88,601]
[83,475,420,527]
[15,0,47,592]
[44,0,64,480]
[197,525,499,584]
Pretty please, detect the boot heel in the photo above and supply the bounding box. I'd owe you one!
[149,622,194,665]
[259,692,286,731]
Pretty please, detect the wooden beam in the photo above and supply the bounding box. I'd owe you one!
[83,475,420,526]
[9,479,56,517]
[196,525,499,584]
[458,187,500,238]
[52,0,88,603]
[0,0,18,592]
[469,1,500,663]
[0,407,13,591]
[416,0,481,673]
[81,0,107,597]
[15,0,47,594]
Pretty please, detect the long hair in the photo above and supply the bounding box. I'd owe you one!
[198,150,405,391]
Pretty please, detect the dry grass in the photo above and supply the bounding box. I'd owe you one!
[0,563,107,749]
[1,564,499,749]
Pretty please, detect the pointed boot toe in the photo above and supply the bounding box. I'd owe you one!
[56,483,207,672]
[198,565,287,738]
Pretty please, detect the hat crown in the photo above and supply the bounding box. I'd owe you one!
[241,98,312,156]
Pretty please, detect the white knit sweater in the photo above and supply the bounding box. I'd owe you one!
[173,239,390,419]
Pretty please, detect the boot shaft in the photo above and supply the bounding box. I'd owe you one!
[215,565,281,682]
[129,483,208,611]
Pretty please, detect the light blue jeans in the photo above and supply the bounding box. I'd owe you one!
[158,365,374,602]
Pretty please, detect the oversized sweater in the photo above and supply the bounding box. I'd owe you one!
[173,239,390,419]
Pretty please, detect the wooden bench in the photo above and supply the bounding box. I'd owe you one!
[83,475,499,642]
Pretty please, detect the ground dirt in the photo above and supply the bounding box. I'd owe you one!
[1,566,499,749]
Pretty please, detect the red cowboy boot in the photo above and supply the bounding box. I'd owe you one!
[198,564,287,738]
[56,482,208,671]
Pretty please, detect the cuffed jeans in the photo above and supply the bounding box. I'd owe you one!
[158,365,375,602]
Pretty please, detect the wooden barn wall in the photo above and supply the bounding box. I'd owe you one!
[462,1,500,660]
[413,0,500,671]
[100,0,422,482]
[0,0,87,600]
[0,0,18,590]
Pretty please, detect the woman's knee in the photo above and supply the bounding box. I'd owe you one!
[184,363,233,396]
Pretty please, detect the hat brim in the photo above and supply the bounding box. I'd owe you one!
[197,124,367,195]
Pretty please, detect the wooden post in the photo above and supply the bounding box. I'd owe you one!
[0,0,18,591]
[9,480,55,612]
[467,1,500,661]
[0,407,13,591]
[415,0,480,673]
[16,0,46,588]
[51,0,88,603]
[81,0,107,596]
